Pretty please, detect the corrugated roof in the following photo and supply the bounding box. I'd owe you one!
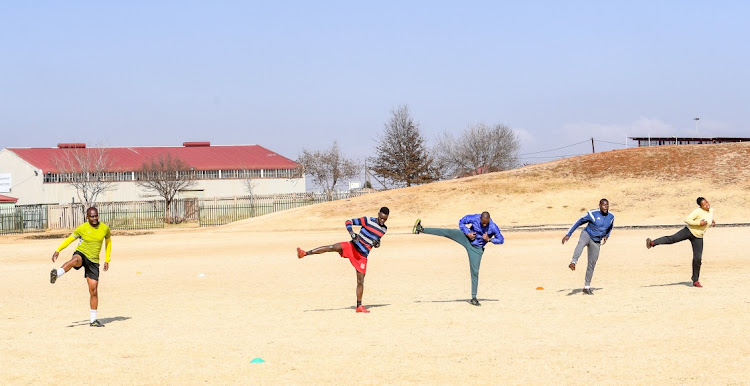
[7,144,300,173]
[0,194,19,203]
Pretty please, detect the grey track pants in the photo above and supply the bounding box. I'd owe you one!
[423,227,485,298]
[570,231,601,287]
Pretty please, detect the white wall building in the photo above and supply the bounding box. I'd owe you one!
[0,142,305,205]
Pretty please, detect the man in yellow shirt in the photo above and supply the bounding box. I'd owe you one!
[646,197,715,288]
[50,207,112,327]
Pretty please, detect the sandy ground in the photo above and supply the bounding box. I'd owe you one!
[1,224,748,384]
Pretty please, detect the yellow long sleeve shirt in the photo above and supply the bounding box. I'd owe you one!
[684,208,714,238]
[56,222,111,263]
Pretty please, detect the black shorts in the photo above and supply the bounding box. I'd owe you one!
[72,251,100,281]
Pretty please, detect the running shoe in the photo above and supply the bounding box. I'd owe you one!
[355,305,370,313]
[469,298,481,306]
[50,269,57,284]
[90,320,105,327]
[568,263,576,271]
[646,238,653,249]
[412,219,423,234]
[693,281,702,288]
[582,288,594,295]
[296,248,306,259]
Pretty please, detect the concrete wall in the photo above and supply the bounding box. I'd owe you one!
[0,149,306,205]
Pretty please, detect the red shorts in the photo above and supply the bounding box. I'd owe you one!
[338,242,367,273]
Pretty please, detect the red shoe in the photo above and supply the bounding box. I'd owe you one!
[355,305,370,313]
[296,248,306,259]
[693,281,702,288]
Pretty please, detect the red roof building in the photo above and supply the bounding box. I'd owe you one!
[0,142,305,205]
[0,194,19,204]
[8,142,299,173]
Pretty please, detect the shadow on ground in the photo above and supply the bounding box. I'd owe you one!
[304,304,390,312]
[558,288,602,296]
[67,316,132,328]
[414,298,499,304]
[643,281,693,288]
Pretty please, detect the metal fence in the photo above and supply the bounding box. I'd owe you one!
[98,201,166,230]
[0,190,376,233]
[46,201,166,230]
[198,191,374,227]
[0,205,48,235]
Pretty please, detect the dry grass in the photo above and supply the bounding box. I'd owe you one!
[229,142,750,231]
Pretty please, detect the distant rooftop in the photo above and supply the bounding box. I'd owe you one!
[6,142,300,173]
[628,137,750,147]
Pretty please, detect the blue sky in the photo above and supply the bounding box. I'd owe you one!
[1,1,748,164]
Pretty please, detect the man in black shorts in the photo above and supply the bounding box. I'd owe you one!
[50,207,112,327]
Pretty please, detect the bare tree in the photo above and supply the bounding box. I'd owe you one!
[370,105,437,187]
[297,141,358,201]
[136,154,197,223]
[434,123,520,179]
[242,175,257,217]
[53,147,116,208]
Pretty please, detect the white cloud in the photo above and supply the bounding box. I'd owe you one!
[513,127,536,147]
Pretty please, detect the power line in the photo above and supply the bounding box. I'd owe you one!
[519,154,587,159]
[519,139,590,156]
[593,139,627,146]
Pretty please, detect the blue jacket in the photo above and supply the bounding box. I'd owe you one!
[566,209,614,242]
[459,214,505,248]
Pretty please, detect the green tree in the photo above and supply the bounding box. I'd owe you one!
[370,105,437,187]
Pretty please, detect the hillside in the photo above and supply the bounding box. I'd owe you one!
[226,142,750,232]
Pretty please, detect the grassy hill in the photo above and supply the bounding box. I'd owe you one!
[227,142,750,232]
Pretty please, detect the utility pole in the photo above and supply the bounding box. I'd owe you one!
[591,137,595,153]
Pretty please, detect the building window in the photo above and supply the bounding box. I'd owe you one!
[44,167,299,183]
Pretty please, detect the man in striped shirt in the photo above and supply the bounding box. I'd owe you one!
[562,198,614,295]
[297,207,389,313]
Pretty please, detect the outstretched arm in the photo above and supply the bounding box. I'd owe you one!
[56,235,76,252]
[566,216,589,237]
[563,215,588,244]
[52,235,76,263]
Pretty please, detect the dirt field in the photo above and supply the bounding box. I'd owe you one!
[1,143,749,384]
[1,225,748,384]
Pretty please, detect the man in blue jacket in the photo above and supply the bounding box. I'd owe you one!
[562,198,614,295]
[413,212,504,306]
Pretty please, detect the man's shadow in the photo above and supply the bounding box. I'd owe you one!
[304,304,390,312]
[67,316,131,328]
[643,281,693,288]
[414,298,499,304]
[558,288,602,296]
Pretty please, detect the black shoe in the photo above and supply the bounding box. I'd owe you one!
[469,298,481,306]
[50,269,58,284]
[646,238,653,249]
[90,320,105,327]
[412,219,423,234]
[582,288,594,295]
